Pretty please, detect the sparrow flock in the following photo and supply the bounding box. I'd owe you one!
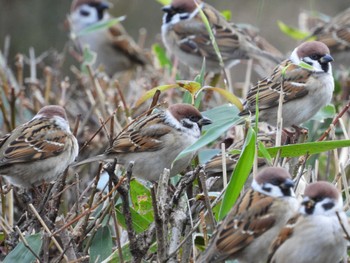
[1,0,349,262]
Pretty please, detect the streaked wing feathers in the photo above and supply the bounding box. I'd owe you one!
[0,118,68,165]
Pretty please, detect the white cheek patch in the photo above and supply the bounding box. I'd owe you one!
[252,181,284,198]
[71,5,100,30]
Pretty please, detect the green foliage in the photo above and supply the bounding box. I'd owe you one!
[156,0,171,5]
[220,10,232,21]
[90,226,113,263]
[277,20,315,40]
[4,233,43,263]
[75,16,126,37]
[261,140,350,158]
[152,43,172,70]
[219,127,256,220]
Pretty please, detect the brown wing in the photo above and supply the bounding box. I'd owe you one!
[211,190,277,259]
[312,8,350,51]
[172,4,247,62]
[267,213,300,263]
[0,118,68,166]
[240,60,311,115]
[109,24,149,66]
[106,112,171,154]
[0,133,11,148]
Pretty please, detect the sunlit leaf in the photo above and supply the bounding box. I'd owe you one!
[299,61,314,71]
[277,20,314,40]
[219,127,256,220]
[76,16,126,37]
[177,80,201,95]
[135,84,178,107]
[4,233,43,263]
[205,87,243,110]
[90,226,113,263]
[220,10,232,21]
[156,0,171,5]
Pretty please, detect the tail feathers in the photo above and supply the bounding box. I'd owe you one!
[70,154,107,167]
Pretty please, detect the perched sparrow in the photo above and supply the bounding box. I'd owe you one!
[240,41,334,127]
[161,0,282,74]
[268,181,349,263]
[69,0,149,75]
[197,167,298,263]
[307,7,350,53]
[0,106,79,188]
[74,104,212,181]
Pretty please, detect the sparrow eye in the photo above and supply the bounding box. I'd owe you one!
[310,54,319,60]
[80,9,90,17]
[189,115,200,123]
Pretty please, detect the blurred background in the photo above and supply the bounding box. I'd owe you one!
[0,0,349,71]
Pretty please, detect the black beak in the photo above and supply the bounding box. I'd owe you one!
[320,54,334,63]
[198,116,212,127]
[281,178,294,189]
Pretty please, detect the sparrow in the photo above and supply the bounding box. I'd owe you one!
[0,106,79,188]
[239,41,334,128]
[68,0,149,75]
[74,103,212,182]
[197,167,298,263]
[161,0,282,74]
[306,7,350,54]
[268,181,349,263]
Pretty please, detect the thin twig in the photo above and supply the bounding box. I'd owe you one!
[15,226,42,263]
[28,204,69,262]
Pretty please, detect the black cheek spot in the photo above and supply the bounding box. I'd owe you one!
[80,10,90,17]
[322,202,334,211]
[262,185,271,192]
[182,120,193,129]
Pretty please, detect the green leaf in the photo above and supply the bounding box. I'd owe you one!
[115,204,152,233]
[152,43,172,69]
[277,20,314,40]
[156,0,171,5]
[135,84,178,107]
[220,10,232,21]
[130,180,154,222]
[219,127,256,220]
[175,104,242,161]
[4,233,43,263]
[81,46,97,74]
[102,243,132,263]
[90,226,113,263]
[298,61,314,71]
[196,3,224,68]
[204,87,243,110]
[308,104,335,122]
[260,140,350,158]
[258,141,273,166]
[76,16,126,37]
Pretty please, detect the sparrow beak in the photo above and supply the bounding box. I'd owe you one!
[281,178,294,189]
[320,54,334,63]
[198,117,212,127]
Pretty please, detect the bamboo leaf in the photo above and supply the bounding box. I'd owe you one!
[4,233,43,263]
[219,127,256,220]
[261,140,350,158]
[90,226,113,263]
